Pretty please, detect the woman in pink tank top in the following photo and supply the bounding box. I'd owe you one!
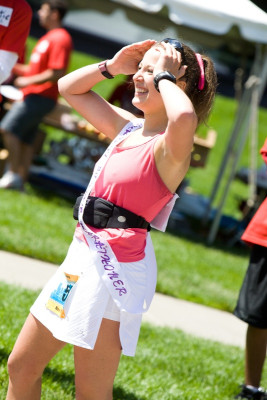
[7,38,217,399]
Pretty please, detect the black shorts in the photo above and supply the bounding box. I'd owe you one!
[0,94,56,145]
[234,245,267,328]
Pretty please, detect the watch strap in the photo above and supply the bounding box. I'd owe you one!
[154,71,176,92]
[98,60,114,79]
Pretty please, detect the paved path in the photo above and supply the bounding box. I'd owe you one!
[0,250,247,348]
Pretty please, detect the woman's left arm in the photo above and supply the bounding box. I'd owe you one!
[155,43,197,164]
[159,80,197,163]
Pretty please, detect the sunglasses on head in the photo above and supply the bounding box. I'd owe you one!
[162,38,184,54]
[162,38,205,90]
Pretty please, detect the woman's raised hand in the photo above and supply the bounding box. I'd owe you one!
[107,40,156,76]
[153,42,187,81]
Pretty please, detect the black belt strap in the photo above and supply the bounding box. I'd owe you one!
[73,194,150,231]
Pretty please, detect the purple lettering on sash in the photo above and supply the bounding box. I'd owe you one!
[97,250,108,255]
[100,253,110,261]
[102,261,114,270]
[107,272,119,280]
[95,240,105,250]
[123,123,143,136]
[78,227,128,294]
[116,287,127,296]
[104,265,114,271]
[100,252,113,270]
[113,280,123,288]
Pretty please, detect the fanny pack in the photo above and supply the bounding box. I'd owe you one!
[73,194,151,230]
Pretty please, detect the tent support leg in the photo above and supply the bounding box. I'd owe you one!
[205,46,267,244]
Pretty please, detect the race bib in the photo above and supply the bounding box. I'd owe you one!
[0,6,13,27]
[46,272,79,318]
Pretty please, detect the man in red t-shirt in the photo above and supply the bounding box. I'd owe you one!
[0,0,72,190]
[234,138,267,400]
[0,0,32,85]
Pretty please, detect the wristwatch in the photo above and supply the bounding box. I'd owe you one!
[154,71,176,92]
[98,60,114,79]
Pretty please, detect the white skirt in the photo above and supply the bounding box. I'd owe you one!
[30,235,157,357]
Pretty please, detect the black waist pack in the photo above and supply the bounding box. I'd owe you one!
[73,194,150,230]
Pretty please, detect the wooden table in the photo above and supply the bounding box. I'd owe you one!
[1,98,217,172]
[43,99,217,168]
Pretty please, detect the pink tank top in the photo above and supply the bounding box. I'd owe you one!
[75,134,173,262]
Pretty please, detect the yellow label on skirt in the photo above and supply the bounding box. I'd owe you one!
[46,272,79,318]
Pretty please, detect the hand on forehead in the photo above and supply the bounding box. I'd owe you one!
[143,42,182,65]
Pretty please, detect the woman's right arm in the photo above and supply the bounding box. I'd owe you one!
[58,40,155,139]
[58,63,132,139]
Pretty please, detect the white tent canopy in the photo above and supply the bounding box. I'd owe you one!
[111,0,267,44]
[66,0,267,56]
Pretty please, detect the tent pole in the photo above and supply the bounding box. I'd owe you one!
[248,84,259,207]
[248,46,267,205]
[201,77,252,224]
[206,46,266,244]
[201,50,261,225]
[247,45,261,207]
[258,47,267,100]
[207,110,251,244]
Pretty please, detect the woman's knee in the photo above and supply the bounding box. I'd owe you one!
[7,349,43,384]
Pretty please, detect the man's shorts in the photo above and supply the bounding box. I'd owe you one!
[0,94,56,145]
[234,244,267,328]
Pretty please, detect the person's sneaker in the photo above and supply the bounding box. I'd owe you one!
[235,385,267,399]
[0,171,24,191]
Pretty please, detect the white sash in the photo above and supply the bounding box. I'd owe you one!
[78,119,177,313]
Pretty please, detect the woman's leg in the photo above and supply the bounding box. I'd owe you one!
[6,313,66,400]
[74,318,121,400]
[245,325,267,387]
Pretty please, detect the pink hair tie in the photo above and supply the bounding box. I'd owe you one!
[195,53,205,90]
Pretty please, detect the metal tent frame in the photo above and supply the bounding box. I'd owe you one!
[205,44,267,243]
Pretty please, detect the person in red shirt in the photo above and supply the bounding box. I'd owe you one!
[234,138,267,400]
[0,0,72,190]
[0,0,32,85]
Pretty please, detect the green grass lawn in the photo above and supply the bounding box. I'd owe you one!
[1,282,267,400]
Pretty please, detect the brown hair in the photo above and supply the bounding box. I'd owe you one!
[42,0,69,20]
[156,41,217,125]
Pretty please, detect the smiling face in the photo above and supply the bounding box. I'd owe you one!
[132,47,163,114]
